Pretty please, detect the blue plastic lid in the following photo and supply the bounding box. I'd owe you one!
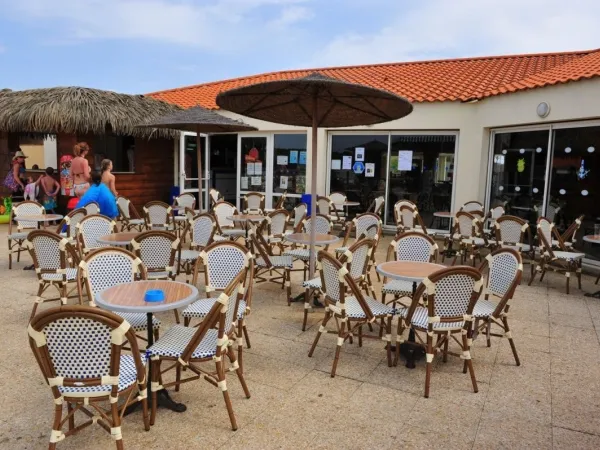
[144,289,165,303]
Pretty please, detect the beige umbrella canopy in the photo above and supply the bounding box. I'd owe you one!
[139,106,257,211]
[0,86,181,139]
[217,72,413,278]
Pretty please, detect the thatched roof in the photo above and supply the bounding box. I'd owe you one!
[139,106,257,133]
[0,87,182,139]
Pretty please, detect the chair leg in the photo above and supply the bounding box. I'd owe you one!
[237,320,244,373]
[285,269,292,305]
[175,364,181,392]
[243,324,251,349]
[566,273,570,295]
[442,337,449,363]
[424,334,434,398]
[30,284,45,322]
[214,354,238,431]
[67,402,75,430]
[173,309,180,324]
[184,316,190,326]
[302,288,310,331]
[308,310,331,357]
[110,395,124,450]
[385,316,393,367]
[48,402,63,450]
[486,320,492,348]
[8,239,12,270]
[462,331,478,394]
[330,321,346,378]
[502,316,520,366]
[150,360,160,426]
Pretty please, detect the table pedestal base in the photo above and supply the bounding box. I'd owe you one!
[585,291,600,299]
[24,264,35,271]
[124,389,186,417]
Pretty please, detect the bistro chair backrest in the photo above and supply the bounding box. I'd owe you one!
[318,251,375,322]
[76,215,116,254]
[461,201,484,213]
[143,201,172,229]
[303,214,332,235]
[399,205,420,231]
[455,211,478,238]
[393,200,416,227]
[390,231,438,263]
[56,208,86,238]
[77,247,147,306]
[267,209,289,237]
[28,306,145,411]
[187,213,217,249]
[352,213,381,239]
[480,248,522,301]
[199,241,252,294]
[292,203,307,229]
[536,217,555,249]
[12,200,45,231]
[132,231,179,278]
[328,192,347,213]
[209,188,222,207]
[369,196,385,216]
[175,193,196,212]
[85,202,100,215]
[213,201,238,229]
[117,196,131,219]
[561,215,584,246]
[407,266,482,325]
[495,215,529,247]
[244,192,265,214]
[274,191,287,209]
[489,205,505,221]
[316,196,333,216]
[470,210,485,220]
[546,204,561,222]
[26,230,78,280]
[343,238,375,281]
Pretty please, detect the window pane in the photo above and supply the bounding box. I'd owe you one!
[91,135,135,173]
[489,130,548,225]
[273,133,307,196]
[551,126,600,261]
[19,136,57,170]
[209,134,237,203]
[388,135,456,226]
[182,135,206,190]
[330,134,388,212]
[240,136,267,192]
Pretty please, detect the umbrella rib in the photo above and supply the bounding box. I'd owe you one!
[361,97,396,121]
[316,100,337,127]
[334,97,391,121]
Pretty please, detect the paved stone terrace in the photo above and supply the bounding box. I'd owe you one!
[1,227,600,449]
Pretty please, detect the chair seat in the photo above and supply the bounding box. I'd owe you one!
[147,271,173,280]
[59,354,145,396]
[212,235,228,242]
[179,249,200,262]
[8,232,29,240]
[302,277,321,289]
[382,279,414,296]
[473,299,497,318]
[117,312,160,332]
[334,246,349,254]
[182,298,246,320]
[283,248,311,261]
[256,255,293,268]
[222,229,246,237]
[426,229,450,237]
[402,307,464,331]
[267,236,283,243]
[553,251,585,261]
[330,295,394,319]
[127,219,145,225]
[41,268,78,282]
[150,224,175,231]
[148,325,218,359]
[174,216,187,222]
[552,240,573,248]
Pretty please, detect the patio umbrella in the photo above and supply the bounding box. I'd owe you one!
[216,72,412,278]
[139,106,257,211]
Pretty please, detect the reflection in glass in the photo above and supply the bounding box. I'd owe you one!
[273,134,307,196]
[240,136,267,193]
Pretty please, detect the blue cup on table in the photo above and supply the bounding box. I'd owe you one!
[144,290,165,303]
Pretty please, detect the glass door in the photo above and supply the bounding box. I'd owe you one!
[238,135,271,210]
[272,133,307,209]
[180,133,208,208]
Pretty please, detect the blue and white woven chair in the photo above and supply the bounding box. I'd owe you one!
[450,211,486,266]
[317,195,344,228]
[178,213,217,282]
[117,196,145,232]
[283,214,332,280]
[335,212,381,255]
[173,193,197,238]
[77,247,160,341]
[55,208,86,243]
[381,231,439,310]
[143,201,174,231]
[249,226,292,305]
[8,200,44,269]
[183,241,254,371]
[243,191,265,214]
[76,214,117,255]
[460,200,484,213]
[209,188,222,208]
[367,195,385,216]
[132,231,179,281]
[302,238,376,332]
[397,266,483,397]
[308,251,394,376]
[213,201,246,240]
[28,306,149,449]
[26,230,80,321]
[393,199,417,233]
[529,217,584,294]
[148,272,251,430]
[84,201,100,215]
[473,248,523,365]
[264,209,290,253]
[494,215,534,279]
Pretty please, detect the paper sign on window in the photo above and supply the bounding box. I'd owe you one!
[355,147,365,161]
[398,151,413,171]
[331,159,341,170]
[246,163,255,175]
[289,151,298,164]
[254,162,263,175]
[342,156,352,170]
[280,176,288,189]
[251,176,262,186]
[365,163,375,177]
[277,155,288,165]
[240,177,248,190]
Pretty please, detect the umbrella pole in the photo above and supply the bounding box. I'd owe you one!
[309,94,318,280]
[196,128,204,212]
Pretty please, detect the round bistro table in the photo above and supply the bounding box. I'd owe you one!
[96,280,199,416]
[584,235,600,298]
[97,232,141,247]
[284,232,340,245]
[227,214,266,244]
[18,214,64,270]
[376,261,446,368]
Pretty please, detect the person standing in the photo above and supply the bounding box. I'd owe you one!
[39,167,61,213]
[76,171,118,219]
[71,142,91,198]
[100,159,118,197]
[3,149,27,197]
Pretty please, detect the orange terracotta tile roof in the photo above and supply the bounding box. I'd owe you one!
[147,49,600,109]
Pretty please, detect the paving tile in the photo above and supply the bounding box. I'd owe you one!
[473,412,552,449]
[552,427,600,449]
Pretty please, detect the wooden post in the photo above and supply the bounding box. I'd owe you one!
[196,127,203,212]
[309,91,318,279]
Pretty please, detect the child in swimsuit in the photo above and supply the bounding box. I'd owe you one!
[39,167,61,212]
[24,176,38,201]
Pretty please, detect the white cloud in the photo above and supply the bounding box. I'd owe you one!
[310,0,600,67]
[2,0,313,51]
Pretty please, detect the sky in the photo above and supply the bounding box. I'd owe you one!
[0,0,599,95]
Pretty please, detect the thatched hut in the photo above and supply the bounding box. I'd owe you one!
[0,87,182,208]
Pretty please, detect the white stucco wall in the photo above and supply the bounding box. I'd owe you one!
[207,77,600,209]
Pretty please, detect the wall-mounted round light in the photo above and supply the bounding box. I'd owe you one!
[536,147,542,153]
[565,147,572,153]
[559,189,566,195]
[515,186,521,192]
[582,190,589,196]
[502,150,507,155]
[499,186,504,191]
[519,149,525,154]
[537,101,550,118]
[588,146,595,153]
[533,187,539,194]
